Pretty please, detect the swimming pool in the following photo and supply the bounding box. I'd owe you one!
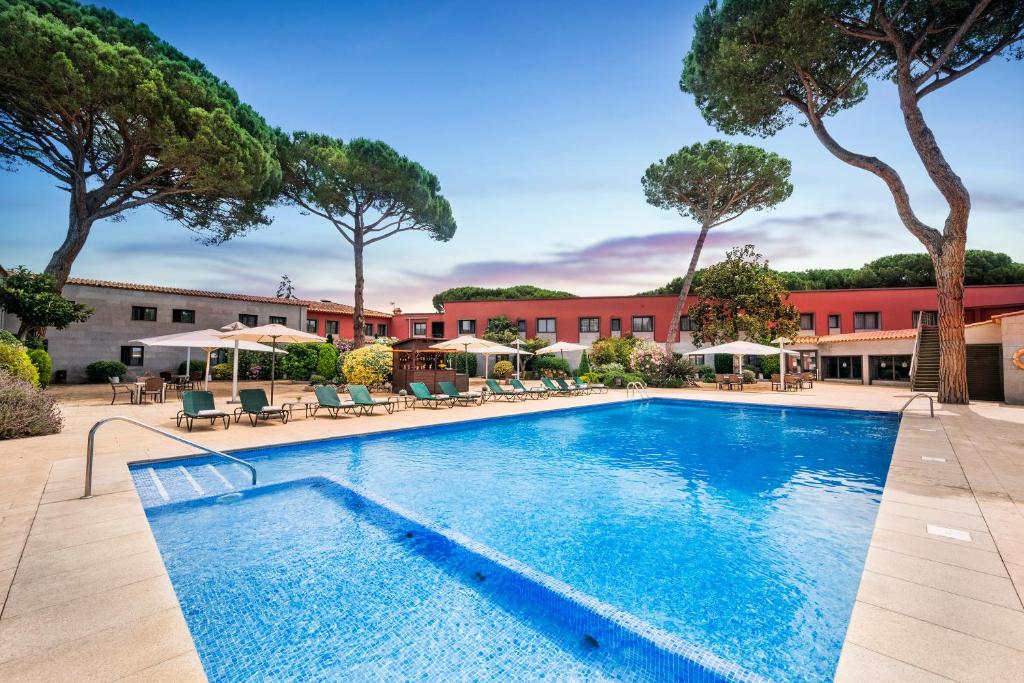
[133,398,898,681]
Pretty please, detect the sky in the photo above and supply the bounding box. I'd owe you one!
[1,0,1022,312]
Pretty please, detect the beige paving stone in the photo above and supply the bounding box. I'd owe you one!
[2,550,167,618]
[0,575,179,663]
[845,602,1024,682]
[835,643,953,682]
[0,607,195,682]
[115,652,206,682]
[869,527,1008,575]
[21,513,151,557]
[856,571,1024,651]
[864,546,1023,610]
[872,512,998,552]
[13,530,158,580]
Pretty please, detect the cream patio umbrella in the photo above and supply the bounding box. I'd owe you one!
[218,323,326,404]
[509,338,533,379]
[687,339,798,385]
[130,329,283,392]
[429,335,504,376]
[535,341,589,374]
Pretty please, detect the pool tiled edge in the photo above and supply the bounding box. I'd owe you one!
[1,387,1022,681]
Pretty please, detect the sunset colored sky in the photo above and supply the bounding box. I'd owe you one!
[1,0,1021,312]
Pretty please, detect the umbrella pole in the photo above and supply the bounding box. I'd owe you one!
[779,341,785,392]
[204,349,211,391]
[186,347,191,375]
[230,340,240,403]
[270,338,277,405]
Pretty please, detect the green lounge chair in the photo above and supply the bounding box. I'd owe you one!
[347,384,396,415]
[233,388,289,426]
[510,378,548,399]
[572,378,607,394]
[439,380,483,406]
[541,376,574,396]
[485,379,526,402]
[176,391,229,432]
[313,385,357,418]
[409,382,455,408]
[555,377,587,395]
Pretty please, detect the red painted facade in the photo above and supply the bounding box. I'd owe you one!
[304,305,392,339]
[390,285,1024,342]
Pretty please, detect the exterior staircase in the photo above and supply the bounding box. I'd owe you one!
[911,324,940,392]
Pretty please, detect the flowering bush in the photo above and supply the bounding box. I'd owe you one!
[590,336,639,367]
[491,360,514,379]
[0,369,63,439]
[0,342,39,387]
[247,365,263,380]
[372,336,400,347]
[628,339,669,377]
[533,355,570,378]
[211,363,233,380]
[341,343,392,387]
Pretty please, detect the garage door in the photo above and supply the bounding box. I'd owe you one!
[966,344,1004,402]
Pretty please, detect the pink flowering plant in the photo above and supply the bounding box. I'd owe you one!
[628,339,669,377]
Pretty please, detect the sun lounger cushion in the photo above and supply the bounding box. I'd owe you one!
[197,409,224,417]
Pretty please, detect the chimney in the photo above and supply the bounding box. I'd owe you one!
[392,306,402,315]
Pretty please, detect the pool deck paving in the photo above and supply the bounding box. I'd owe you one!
[0,380,1022,681]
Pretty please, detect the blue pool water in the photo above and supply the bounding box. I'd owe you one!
[134,399,898,681]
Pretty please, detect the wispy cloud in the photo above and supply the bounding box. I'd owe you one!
[973,191,1024,213]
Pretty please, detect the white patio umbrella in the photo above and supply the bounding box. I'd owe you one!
[688,339,798,383]
[509,338,533,379]
[535,341,589,371]
[772,337,794,391]
[220,321,248,403]
[429,335,504,375]
[218,323,326,404]
[474,342,530,381]
[130,329,282,392]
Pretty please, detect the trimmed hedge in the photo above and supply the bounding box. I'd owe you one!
[86,360,127,383]
[0,343,38,386]
[27,349,52,388]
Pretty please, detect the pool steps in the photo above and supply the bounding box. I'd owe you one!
[139,466,768,683]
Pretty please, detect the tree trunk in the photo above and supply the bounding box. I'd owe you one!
[664,223,711,352]
[352,228,366,348]
[44,186,94,290]
[933,236,970,403]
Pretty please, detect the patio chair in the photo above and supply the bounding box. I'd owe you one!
[771,374,784,391]
[139,376,165,404]
[510,378,548,399]
[800,372,815,389]
[109,377,135,405]
[485,379,526,402]
[176,391,229,432]
[784,373,802,391]
[347,384,396,415]
[409,382,455,409]
[573,378,608,394]
[187,371,203,389]
[313,385,357,418]
[233,388,289,426]
[541,376,574,396]
[555,377,587,395]
[439,380,483,406]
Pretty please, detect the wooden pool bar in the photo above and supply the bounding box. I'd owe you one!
[390,338,470,394]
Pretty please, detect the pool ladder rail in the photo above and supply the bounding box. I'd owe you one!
[899,393,935,418]
[625,381,649,399]
[82,416,257,499]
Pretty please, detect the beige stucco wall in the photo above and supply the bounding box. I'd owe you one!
[30,285,308,382]
[965,322,1003,344]
[1001,315,1024,404]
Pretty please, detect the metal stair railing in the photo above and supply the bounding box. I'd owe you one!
[909,314,925,387]
[899,393,935,418]
[625,381,649,399]
[83,416,257,499]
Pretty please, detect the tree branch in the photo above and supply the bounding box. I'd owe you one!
[915,0,994,84]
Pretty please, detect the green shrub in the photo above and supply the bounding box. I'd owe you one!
[713,353,734,373]
[580,372,604,384]
[309,374,327,386]
[280,343,320,380]
[595,362,624,374]
[697,365,716,382]
[647,376,684,388]
[590,336,639,367]
[450,351,476,376]
[600,368,646,388]
[27,349,52,388]
[491,360,514,379]
[576,351,591,376]
[210,363,233,380]
[315,344,339,380]
[0,343,39,386]
[533,355,571,378]
[0,330,22,346]
[760,355,780,377]
[86,360,127,383]
[0,369,63,439]
[341,343,392,387]
[742,369,757,384]
[176,359,207,375]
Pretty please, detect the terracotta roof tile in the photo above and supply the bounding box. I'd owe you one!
[65,277,390,317]
[798,328,918,344]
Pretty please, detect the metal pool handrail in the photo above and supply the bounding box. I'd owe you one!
[82,416,257,499]
[899,393,934,418]
[625,381,649,399]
